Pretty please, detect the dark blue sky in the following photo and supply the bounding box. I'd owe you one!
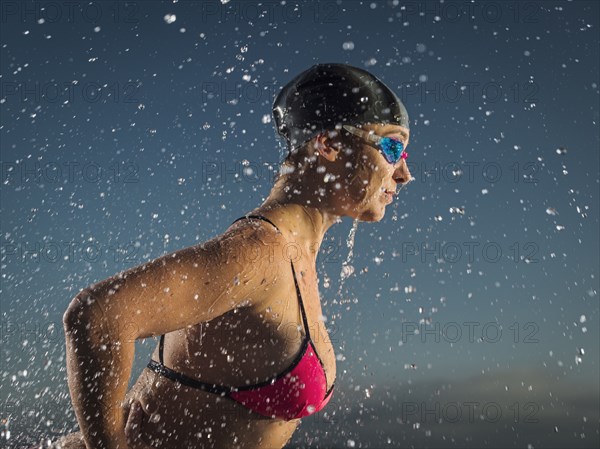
[1,1,599,448]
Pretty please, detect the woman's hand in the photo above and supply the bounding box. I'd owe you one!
[124,400,153,449]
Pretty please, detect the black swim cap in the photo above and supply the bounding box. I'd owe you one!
[272,63,409,151]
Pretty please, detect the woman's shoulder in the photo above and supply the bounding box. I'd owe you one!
[191,216,289,269]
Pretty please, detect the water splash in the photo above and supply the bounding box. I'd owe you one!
[334,218,359,304]
[390,178,412,218]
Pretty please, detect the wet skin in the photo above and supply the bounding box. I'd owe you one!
[121,230,336,449]
[58,221,335,449]
[316,123,412,223]
[57,122,410,449]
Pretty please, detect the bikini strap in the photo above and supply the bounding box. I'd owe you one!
[231,214,282,233]
[290,261,311,341]
[159,334,165,364]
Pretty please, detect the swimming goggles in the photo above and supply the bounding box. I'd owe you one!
[342,124,409,165]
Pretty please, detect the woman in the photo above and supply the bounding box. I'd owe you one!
[51,63,412,449]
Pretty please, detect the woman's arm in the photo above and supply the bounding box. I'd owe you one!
[62,224,286,449]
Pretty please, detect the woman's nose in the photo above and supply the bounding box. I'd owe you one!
[393,160,412,185]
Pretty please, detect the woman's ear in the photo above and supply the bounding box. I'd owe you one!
[313,132,341,162]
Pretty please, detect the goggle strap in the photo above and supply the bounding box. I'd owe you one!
[344,125,382,144]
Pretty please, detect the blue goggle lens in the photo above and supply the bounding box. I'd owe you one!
[379,137,405,164]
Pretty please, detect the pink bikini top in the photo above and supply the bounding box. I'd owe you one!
[146,214,335,421]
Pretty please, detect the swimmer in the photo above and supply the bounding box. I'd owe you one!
[50,63,412,449]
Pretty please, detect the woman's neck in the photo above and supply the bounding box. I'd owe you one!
[249,188,341,266]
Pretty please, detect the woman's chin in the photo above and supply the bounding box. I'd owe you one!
[356,204,386,222]
[337,197,387,222]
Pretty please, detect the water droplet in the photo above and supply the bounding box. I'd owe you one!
[163,14,176,24]
[341,264,355,280]
[449,207,465,215]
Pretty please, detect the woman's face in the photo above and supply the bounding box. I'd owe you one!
[318,123,412,222]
